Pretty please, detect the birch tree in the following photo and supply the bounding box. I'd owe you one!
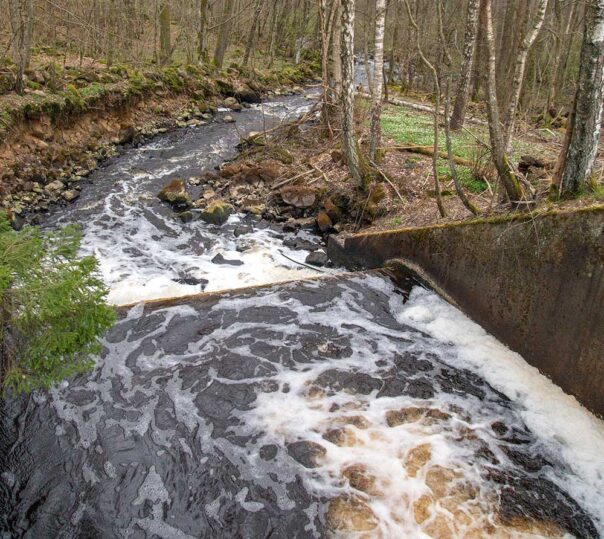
[450,0,480,131]
[556,0,604,194]
[369,0,386,161]
[340,0,364,188]
[502,0,549,153]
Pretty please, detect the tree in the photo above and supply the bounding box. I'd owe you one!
[197,0,210,62]
[404,0,446,217]
[556,0,604,195]
[481,0,524,203]
[159,2,172,65]
[243,0,265,66]
[214,0,235,68]
[369,0,386,161]
[8,0,35,94]
[502,0,549,153]
[0,215,115,394]
[450,0,480,131]
[340,0,364,189]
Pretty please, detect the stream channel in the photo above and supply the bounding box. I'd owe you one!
[1,91,603,538]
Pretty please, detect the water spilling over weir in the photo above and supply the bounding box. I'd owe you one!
[1,94,603,538]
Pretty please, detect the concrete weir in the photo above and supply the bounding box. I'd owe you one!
[328,205,604,417]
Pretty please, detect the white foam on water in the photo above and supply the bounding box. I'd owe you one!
[239,275,604,537]
[394,285,604,532]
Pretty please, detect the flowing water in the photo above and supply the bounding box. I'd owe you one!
[1,92,603,539]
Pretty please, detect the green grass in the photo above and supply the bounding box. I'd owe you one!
[381,106,540,162]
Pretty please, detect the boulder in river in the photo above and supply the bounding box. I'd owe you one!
[211,253,244,266]
[223,115,236,123]
[199,200,233,225]
[222,97,242,111]
[157,179,192,208]
[62,190,80,202]
[305,250,329,267]
[280,186,317,209]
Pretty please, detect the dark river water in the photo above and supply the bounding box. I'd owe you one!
[1,92,603,538]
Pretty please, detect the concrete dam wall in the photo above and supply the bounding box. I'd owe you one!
[328,206,604,417]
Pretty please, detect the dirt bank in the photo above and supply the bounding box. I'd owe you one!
[0,61,318,226]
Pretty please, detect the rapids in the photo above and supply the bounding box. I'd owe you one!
[1,91,603,538]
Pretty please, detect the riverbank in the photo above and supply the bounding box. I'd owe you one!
[0,58,318,227]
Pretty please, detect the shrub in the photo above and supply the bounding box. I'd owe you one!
[0,214,115,394]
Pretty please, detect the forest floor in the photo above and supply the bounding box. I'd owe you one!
[223,87,604,237]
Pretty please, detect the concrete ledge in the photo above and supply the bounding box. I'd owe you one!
[328,205,604,417]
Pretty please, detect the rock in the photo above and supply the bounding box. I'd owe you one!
[316,211,333,233]
[177,211,193,223]
[176,275,208,288]
[342,464,379,495]
[118,125,136,145]
[283,237,321,252]
[323,198,341,222]
[211,253,244,266]
[242,203,265,216]
[286,441,326,468]
[62,190,80,202]
[222,97,242,111]
[234,225,252,237]
[223,115,236,123]
[45,180,64,193]
[157,179,192,208]
[199,200,233,225]
[305,251,329,267]
[280,186,316,209]
[326,495,378,533]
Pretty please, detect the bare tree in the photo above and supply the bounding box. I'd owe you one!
[197,0,210,62]
[243,0,265,66]
[481,0,524,203]
[556,0,604,194]
[214,0,235,68]
[403,0,446,217]
[340,0,364,188]
[450,0,480,131]
[369,0,386,161]
[9,0,35,94]
[159,2,172,65]
[503,0,549,153]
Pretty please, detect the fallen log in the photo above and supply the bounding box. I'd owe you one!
[381,144,475,168]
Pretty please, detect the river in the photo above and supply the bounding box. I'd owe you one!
[1,91,603,538]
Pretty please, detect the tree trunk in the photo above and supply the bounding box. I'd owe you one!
[482,0,524,203]
[214,0,235,68]
[197,0,210,62]
[369,0,386,161]
[9,0,35,94]
[159,2,172,65]
[450,0,480,131]
[243,0,264,65]
[340,0,364,188]
[503,0,549,153]
[404,0,446,217]
[549,0,578,113]
[558,0,604,194]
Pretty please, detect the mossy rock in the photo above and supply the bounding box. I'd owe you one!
[157,179,192,207]
[199,200,234,225]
